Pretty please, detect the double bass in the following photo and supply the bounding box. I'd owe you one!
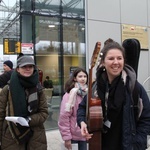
[86,42,103,150]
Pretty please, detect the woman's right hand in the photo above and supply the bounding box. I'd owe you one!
[80,121,93,140]
[65,140,72,150]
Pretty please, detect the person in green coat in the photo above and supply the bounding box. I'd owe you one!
[0,54,48,150]
[43,76,53,88]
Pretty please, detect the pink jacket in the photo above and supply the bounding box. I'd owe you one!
[58,92,86,141]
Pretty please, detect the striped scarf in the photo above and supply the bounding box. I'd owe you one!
[65,82,88,112]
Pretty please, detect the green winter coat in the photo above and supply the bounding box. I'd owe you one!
[0,85,49,150]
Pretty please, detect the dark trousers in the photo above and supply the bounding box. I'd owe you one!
[71,140,87,150]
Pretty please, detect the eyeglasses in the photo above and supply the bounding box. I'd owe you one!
[21,65,34,69]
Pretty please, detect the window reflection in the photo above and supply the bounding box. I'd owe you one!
[21,0,86,131]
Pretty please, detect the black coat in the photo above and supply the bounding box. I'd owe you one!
[0,70,13,88]
[77,66,150,150]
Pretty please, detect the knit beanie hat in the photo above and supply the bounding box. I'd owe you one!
[3,60,13,69]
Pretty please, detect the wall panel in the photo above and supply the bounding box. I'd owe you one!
[86,0,150,84]
[87,0,120,23]
[121,0,148,26]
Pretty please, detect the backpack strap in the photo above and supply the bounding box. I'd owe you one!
[132,81,140,122]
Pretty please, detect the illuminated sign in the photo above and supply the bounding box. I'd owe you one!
[3,38,21,54]
[21,43,34,54]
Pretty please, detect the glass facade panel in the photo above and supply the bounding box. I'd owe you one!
[34,0,60,16]
[62,0,85,18]
[34,0,85,18]
[35,0,60,6]
[35,16,60,54]
[21,15,33,43]
[20,0,85,130]
[35,16,61,130]
[63,19,85,84]
[20,0,32,11]
[0,0,20,44]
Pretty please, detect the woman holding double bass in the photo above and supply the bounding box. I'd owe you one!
[77,41,150,150]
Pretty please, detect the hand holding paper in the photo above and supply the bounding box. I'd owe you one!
[5,116,29,127]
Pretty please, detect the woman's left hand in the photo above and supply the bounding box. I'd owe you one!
[80,121,93,140]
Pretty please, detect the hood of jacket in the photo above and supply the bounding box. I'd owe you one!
[123,64,136,91]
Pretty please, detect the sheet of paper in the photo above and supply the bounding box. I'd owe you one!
[5,116,29,127]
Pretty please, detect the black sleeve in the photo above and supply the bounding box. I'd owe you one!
[77,95,87,128]
[134,82,150,149]
[49,80,53,88]
[43,81,47,88]
[0,71,12,88]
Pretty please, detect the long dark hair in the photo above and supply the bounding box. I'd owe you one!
[65,67,88,93]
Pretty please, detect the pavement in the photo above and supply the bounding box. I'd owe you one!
[46,130,89,150]
[46,130,150,150]
[46,129,64,150]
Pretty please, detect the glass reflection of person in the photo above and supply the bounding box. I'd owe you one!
[43,76,53,88]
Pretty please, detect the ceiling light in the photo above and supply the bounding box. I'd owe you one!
[48,25,55,28]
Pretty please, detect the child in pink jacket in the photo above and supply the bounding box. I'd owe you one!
[58,68,88,150]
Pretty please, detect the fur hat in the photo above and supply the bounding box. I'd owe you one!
[3,60,13,69]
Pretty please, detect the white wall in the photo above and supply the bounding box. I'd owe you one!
[86,0,150,85]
